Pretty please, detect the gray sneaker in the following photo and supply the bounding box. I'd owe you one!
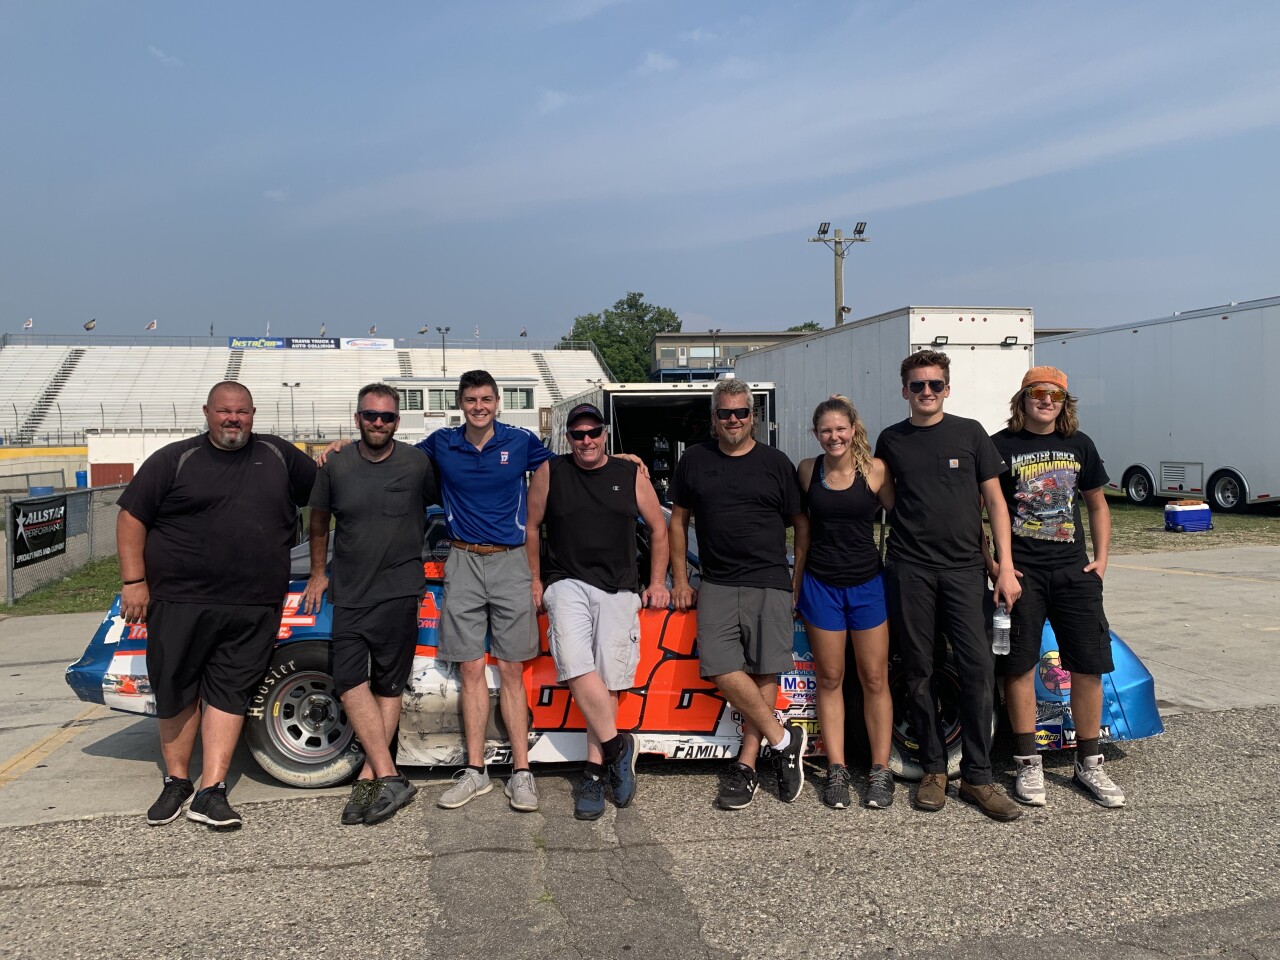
[505,769,539,812]
[437,767,493,809]
[1074,754,1125,808]
[865,764,896,809]
[1013,754,1047,806]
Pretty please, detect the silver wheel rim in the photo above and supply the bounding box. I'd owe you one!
[1215,476,1241,509]
[263,669,355,764]
[1128,474,1151,502]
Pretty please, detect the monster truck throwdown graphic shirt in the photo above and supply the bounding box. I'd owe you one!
[990,428,1109,569]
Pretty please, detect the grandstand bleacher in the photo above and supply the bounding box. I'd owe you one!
[0,335,611,444]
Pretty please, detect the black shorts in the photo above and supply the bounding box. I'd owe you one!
[329,596,421,697]
[146,600,281,719]
[998,564,1113,677]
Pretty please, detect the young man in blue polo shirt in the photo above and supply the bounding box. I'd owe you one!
[419,370,553,812]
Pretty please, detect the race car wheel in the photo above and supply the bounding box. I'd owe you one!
[887,662,977,782]
[244,641,364,788]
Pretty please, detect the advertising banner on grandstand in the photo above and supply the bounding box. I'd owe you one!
[10,495,68,569]
[228,337,286,349]
[340,337,395,350]
[285,337,340,350]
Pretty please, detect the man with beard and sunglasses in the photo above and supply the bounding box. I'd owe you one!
[669,378,810,810]
[873,350,1023,822]
[117,381,316,830]
[304,383,439,826]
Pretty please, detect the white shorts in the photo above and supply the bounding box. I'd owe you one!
[544,579,642,690]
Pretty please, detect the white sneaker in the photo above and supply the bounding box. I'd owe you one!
[437,767,493,809]
[1013,754,1047,806]
[1074,754,1125,808]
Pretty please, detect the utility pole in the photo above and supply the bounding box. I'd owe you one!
[807,222,869,326]
[708,328,721,375]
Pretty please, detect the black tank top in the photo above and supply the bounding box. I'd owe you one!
[804,457,881,587]
[542,455,640,592]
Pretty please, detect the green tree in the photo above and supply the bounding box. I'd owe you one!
[562,291,680,382]
[787,321,823,332]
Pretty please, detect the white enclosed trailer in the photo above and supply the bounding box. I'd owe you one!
[549,381,777,502]
[1035,296,1279,512]
[734,306,1034,466]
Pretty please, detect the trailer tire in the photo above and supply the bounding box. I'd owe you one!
[1123,468,1156,507]
[1208,470,1246,513]
[244,642,364,788]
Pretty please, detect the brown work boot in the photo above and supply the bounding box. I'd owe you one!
[914,772,947,812]
[959,780,1023,822]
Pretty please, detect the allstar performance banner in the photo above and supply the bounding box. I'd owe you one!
[11,495,68,569]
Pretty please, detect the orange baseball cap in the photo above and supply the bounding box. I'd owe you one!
[1022,365,1067,391]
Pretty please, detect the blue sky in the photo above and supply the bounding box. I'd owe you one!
[3,0,1277,340]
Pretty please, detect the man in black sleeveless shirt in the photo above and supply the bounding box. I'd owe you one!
[526,403,670,820]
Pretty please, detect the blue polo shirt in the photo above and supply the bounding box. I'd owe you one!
[417,421,552,546]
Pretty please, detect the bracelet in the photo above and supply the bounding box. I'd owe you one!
[122,578,146,586]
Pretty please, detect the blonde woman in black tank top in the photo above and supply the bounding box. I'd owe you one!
[794,396,897,810]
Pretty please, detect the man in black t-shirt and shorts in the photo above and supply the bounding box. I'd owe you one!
[304,383,439,826]
[117,382,316,829]
[669,379,810,810]
[525,403,670,820]
[874,350,1023,821]
[990,366,1124,809]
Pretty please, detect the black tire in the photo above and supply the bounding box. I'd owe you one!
[1208,470,1247,513]
[243,641,365,788]
[1123,468,1157,507]
[887,662,994,781]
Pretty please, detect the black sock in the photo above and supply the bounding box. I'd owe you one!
[512,766,530,774]
[584,762,605,780]
[467,764,485,775]
[601,734,626,765]
[1014,733,1038,756]
[1077,738,1102,760]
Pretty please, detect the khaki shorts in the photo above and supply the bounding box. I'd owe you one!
[544,578,642,690]
[439,547,539,663]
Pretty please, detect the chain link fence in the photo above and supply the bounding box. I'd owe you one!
[2,485,126,604]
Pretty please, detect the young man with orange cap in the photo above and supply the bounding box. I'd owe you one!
[989,366,1125,808]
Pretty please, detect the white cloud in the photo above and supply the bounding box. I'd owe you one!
[536,89,574,116]
[147,45,183,68]
[263,188,290,203]
[638,51,677,74]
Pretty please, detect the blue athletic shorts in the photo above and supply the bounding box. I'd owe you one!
[797,570,888,633]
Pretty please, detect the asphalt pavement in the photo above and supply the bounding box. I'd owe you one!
[1,545,1278,960]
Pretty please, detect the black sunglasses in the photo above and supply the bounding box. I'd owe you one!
[357,409,399,424]
[907,379,946,394]
[567,426,604,441]
[715,406,752,421]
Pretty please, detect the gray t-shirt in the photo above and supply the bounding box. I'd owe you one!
[309,441,439,607]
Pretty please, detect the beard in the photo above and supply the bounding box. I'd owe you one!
[359,422,395,450]
[210,425,249,450]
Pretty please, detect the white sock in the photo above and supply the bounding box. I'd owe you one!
[770,729,791,751]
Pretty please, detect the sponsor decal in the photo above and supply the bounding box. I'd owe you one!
[340,337,395,350]
[278,592,317,639]
[670,743,734,760]
[285,337,340,350]
[1035,728,1060,748]
[500,451,510,465]
[11,495,67,568]
[228,336,286,349]
[246,657,297,720]
[780,674,817,704]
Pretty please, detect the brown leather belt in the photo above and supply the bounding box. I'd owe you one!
[449,540,519,556]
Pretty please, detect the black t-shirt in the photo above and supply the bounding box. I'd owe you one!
[873,414,1006,569]
[118,432,317,605]
[309,440,440,606]
[990,427,1108,569]
[542,455,639,593]
[669,440,801,590]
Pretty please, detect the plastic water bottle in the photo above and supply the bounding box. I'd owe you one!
[992,603,1011,655]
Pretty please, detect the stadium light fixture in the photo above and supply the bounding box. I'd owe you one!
[816,222,830,237]
[281,382,301,439]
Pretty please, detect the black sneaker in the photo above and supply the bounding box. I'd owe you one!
[771,722,808,803]
[341,779,378,826]
[363,774,417,825]
[822,764,851,809]
[716,762,760,810]
[146,775,194,826]
[575,775,607,821]
[866,764,896,809]
[607,733,638,808]
[186,783,242,829]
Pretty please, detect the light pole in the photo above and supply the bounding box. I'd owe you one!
[708,328,721,375]
[282,382,300,439]
[808,221,869,326]
[436,326,451,377]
